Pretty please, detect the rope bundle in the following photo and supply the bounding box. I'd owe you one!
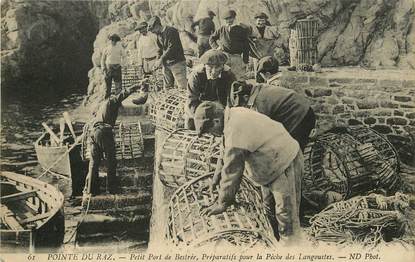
[307,193,410,247]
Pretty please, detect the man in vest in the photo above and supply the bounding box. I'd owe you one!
[101,34,125,98]
[186,49,236,129]
[135,21,159,77]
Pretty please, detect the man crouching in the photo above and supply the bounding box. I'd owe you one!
[197,101,303,243]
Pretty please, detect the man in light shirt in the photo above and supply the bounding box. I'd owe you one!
[101,34,125,98]
[197,101,303,243]
[135,21,159,77]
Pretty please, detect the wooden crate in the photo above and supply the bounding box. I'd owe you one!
[158,129,222,188]
[167,173,275,248]
[289,17,319,69]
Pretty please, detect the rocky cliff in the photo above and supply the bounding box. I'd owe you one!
[1,0,110,97]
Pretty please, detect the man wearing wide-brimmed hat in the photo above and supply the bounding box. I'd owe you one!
[101,33,125,98]
[209,10,250,80]
[147,16,187,90]
[191,10,216,57]
[134,21,159,77]
[186,49,236,129]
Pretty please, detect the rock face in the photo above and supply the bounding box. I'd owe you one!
[1,0,110,96]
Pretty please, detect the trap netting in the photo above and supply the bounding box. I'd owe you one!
[167,173,275,249]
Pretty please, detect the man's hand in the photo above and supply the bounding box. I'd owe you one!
[216,46,223,51]
[200,202,228,216]
[102,67,108,76]
[210,170,221,193]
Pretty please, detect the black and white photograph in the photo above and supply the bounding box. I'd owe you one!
[1,0,414,261]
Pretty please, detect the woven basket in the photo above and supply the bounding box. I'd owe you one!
[148,89,187,132]
[289,17,319,68]
[167,173,275,248]
[81,120,144,162]
[158,129,222,188]
[303,126,400,212]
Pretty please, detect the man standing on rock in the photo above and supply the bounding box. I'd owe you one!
[101,34,125,98]
[85,80,148,195]
[196,101,303,244]
[191,10,216,57]
[186,49,236,129]
[147,16,187,90]
[209,10,250,80]
[135,21,160,77]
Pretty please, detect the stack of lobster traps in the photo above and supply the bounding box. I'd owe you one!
[302,126,401,216]
[289,17,319,71]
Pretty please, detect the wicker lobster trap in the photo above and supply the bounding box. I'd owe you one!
[81,120,144,164]
[148,89,187,132]
[289,17,319,70]
[110,66,143,91]
[307,192,410,247]
[302,126,400,213]
[167,173,275,249]
[158,129,222,188]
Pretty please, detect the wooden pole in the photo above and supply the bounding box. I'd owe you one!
[59,118,65,146]
[41,123,60,146]
[63,112,77,140]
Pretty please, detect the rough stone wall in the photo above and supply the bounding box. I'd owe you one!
[278,69,415,165]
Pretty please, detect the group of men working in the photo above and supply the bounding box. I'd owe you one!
[90,10,316,244]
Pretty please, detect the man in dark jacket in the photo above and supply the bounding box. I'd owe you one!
[186,49,236,129]
[209,10,250,80]
[192,10,216,57]
[86,80,148,195]
[230,80,315,151]
[148,16,187,90]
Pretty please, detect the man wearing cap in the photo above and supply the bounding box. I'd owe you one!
[86,80,148,195]
[186,49,236,129]
[101,34,125,98]
[197,101,303,243]
[230,79,315,151]
[191,10,216,57]
[134,21,159,77]
[147,16,187,90]
[209,10,250,80]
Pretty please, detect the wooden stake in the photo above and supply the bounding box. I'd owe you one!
[59,118,65,146]
[41,122,60,146]
[63,112,76,140]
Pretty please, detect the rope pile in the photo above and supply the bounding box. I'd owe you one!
[307,192,411,247]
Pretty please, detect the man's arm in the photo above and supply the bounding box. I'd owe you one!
[100,47,107,72]
[136,38,143,66]
[187,73,202,116]
[226,71,238,107]
[217,147,246,206]
[209,27,221,49]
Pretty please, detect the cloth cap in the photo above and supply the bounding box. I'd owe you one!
[223,10,236,19]
[194,101,224,136]
[136,21,148,31]
[208,10,216,17]
[109,34,121,42]
[230,81,253,106]
[256,56,279,74]
[254,12,269,19]
[199,49,228,65]
[147,16,161,31]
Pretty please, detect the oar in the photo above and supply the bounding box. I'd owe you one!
[41,122,60,146]
[37,134,84,180]
[63,112,77,140]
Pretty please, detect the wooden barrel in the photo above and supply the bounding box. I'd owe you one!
[302,126,400,213]
[158,129,222,188]
[148,89,187,133]
[289,17,319,69]
[167,173,275,249]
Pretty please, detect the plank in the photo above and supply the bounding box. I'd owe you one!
[1,190,38,204]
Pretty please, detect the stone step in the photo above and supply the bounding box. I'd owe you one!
[120,96,150,117]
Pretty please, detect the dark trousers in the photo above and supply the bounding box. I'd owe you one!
[105,64,122,98]
[290,108,316,151]
[88,125,117,195]
[197,35,211,57]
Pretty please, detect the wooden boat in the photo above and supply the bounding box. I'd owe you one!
[0,172,65,251]
[34,121,85,179]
